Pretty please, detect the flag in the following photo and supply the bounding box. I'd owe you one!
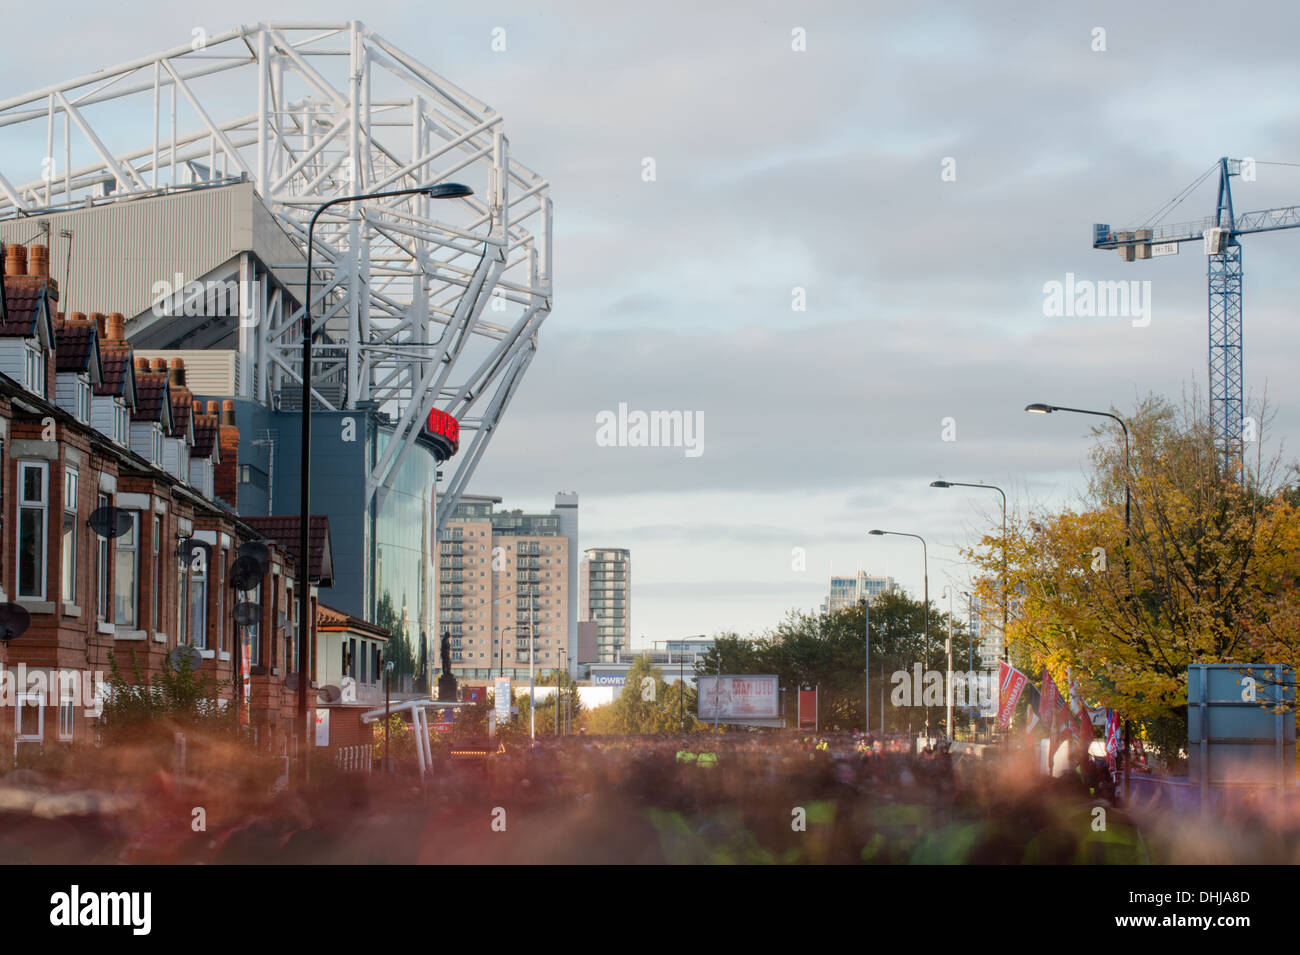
[1067,675,1096,760]
[996,661,1028,729]
[1105,709,1121,774]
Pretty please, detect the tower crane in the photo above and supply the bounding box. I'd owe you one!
[1092,157,1300,482]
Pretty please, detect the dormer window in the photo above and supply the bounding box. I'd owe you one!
[115,401,129,446]
[24,341,44,396]
[77,378,92,424]
[153,425,164,466]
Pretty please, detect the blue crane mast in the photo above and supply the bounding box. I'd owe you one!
[1092,157,1300,482]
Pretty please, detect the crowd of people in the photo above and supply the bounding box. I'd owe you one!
[0,728,1291,863]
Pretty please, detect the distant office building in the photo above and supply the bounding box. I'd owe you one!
[580,548,631,662]
[438,493,578,682]
[821,572,896,615]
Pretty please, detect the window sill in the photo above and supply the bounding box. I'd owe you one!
[219,652,231,661]
[96,622,114,635]
[199,649,216,660]
[152,632,167,644]
[114,629,147,641]
[62,603,81,618]
[16,599,55,614]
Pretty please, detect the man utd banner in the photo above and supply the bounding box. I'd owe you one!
[997,661,1028,729]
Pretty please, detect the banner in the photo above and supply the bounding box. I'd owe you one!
[1105,709,1121,773]
[494,677,511,723]
[697,675,780,721]
[798,685,818,730]
[996,662,1027,728]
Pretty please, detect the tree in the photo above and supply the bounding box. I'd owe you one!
[600,656,698,734]
[102,647,234,741]
[966,394,1300,754]
[695,595,960,735]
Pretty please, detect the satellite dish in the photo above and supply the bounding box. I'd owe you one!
[87,506,134,539]
[229,555,263,591]
[238,540,271,568]
[284,672,300,691]
[177,538,212,568]
[169,644,203,670]
[233,602,261,627]
[0,603,32,643]
[318,685,342,704]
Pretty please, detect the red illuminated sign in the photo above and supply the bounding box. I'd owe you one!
[425,408,460,458]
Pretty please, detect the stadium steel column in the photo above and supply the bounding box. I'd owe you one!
[930,481,1007,663]
[299,183,473,780]
[869,529,929,738]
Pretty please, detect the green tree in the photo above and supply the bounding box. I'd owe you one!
[102,647,234,741]
[695,594,960,735]
[603,656,697,734]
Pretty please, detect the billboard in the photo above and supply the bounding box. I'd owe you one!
[697,675,780,721]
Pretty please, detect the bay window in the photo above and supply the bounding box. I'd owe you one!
[18,462,48,600]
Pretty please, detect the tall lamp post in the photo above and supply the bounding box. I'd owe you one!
[1025,402,1132,800]
[942,586,956,740]
[930,480,1008,663]
[298,182,473,777]
[962,590,975,739]
[868,529,930,738]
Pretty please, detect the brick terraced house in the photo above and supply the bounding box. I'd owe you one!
[0,242,348,757]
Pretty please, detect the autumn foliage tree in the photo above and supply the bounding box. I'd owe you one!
[967,394,1300,754]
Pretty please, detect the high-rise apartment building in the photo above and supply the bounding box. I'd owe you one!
[821,572,896,615]
[580,548,631,662]
[437,493,577,682]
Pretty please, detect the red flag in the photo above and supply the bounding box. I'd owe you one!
[996,661,1028,729]
[1068,676,1095,760]
[1105,709,1121,774]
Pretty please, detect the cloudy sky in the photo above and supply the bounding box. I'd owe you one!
[5,0,1300,645]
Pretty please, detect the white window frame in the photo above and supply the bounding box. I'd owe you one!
[17,461,49,600]
[16,691,44,741]
[61,468,78,604]
[114,511,140,629]
[96,492,111,620]
[58,690,75,741]
[24,341,44,395]
[188,546,207,649]
[77,377,92,424]
[115,401,129,446]
[152,514,161,632]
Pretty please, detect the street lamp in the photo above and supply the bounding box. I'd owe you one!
[868,529,930,739]
[1024,403,1130,537]
[556,646,568,736]
[1025,401,1133,802]
[930,480,1008,662]
[942,585,956,740]
[298,182,472,778]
